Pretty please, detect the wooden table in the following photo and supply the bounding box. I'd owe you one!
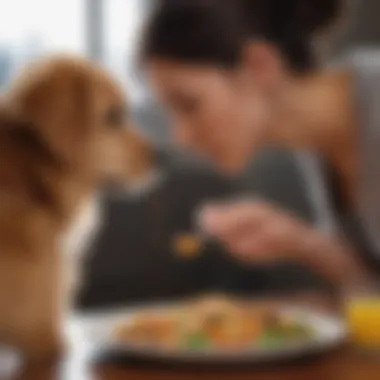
[16,295,380,380]
[16,348,380,380]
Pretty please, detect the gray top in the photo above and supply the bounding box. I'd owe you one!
[351,51,380,257]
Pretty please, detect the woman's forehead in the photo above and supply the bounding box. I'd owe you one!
[147,59,234,88]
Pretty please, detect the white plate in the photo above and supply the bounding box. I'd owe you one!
[0,347,22,378]
[76,301,348,364]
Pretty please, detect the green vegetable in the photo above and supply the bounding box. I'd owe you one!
[257,322,313,348]
[258,331,286,349]
[184,334,209,350]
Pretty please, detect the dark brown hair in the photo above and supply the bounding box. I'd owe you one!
[143,0,341,72]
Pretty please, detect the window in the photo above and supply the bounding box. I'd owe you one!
[0,0,85,87]
[102,0,151,104]
[101,0,169,142]
[0,0,151,101]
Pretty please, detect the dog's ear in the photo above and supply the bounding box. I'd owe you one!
[6,60,97,167]
[0,106,53,163]
[1,118,61,167]
[0,110,62,208]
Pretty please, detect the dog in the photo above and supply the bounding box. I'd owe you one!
[0,56,154,362]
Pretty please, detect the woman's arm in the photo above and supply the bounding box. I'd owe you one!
[292,230,374,292]
[200,200,376,293]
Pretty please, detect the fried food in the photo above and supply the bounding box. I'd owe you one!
[114,296,314,350]
[173,233,203,258]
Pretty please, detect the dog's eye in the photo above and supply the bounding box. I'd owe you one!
[105,106,126,128]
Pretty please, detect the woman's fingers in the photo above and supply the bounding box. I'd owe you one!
[230,219,298,260]
[199,200,307,263]
[199,201,271,237]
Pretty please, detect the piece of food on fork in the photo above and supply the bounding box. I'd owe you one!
[172,233,204,258]
[172,205,213,259]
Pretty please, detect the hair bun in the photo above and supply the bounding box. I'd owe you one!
[241,0,342,36]
[293,0,342,34]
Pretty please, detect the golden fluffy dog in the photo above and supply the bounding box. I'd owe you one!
[0,56,153,361]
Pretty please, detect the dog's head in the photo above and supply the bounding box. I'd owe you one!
[4,56,154,186]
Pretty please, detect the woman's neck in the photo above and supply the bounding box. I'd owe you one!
[269,70,353,149]
[268,69,358,204]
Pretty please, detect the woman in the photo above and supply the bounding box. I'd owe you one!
[141,0,378,291]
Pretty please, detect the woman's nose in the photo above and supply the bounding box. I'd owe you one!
[173,119,195,150]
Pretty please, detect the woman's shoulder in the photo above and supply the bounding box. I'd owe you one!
[332,48,380,78]
[330,49,380,120]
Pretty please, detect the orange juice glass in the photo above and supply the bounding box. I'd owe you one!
[346,295,380,349]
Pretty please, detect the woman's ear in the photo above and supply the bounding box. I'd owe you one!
[242,41,284,96]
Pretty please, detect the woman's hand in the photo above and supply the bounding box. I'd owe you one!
[199,200,317,263]
[198,200,372,289]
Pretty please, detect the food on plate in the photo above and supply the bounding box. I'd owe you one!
[113,295,314,350]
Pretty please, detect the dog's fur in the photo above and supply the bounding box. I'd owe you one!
[0,57,153,361]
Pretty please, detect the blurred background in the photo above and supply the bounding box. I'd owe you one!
[1,0,379,310]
